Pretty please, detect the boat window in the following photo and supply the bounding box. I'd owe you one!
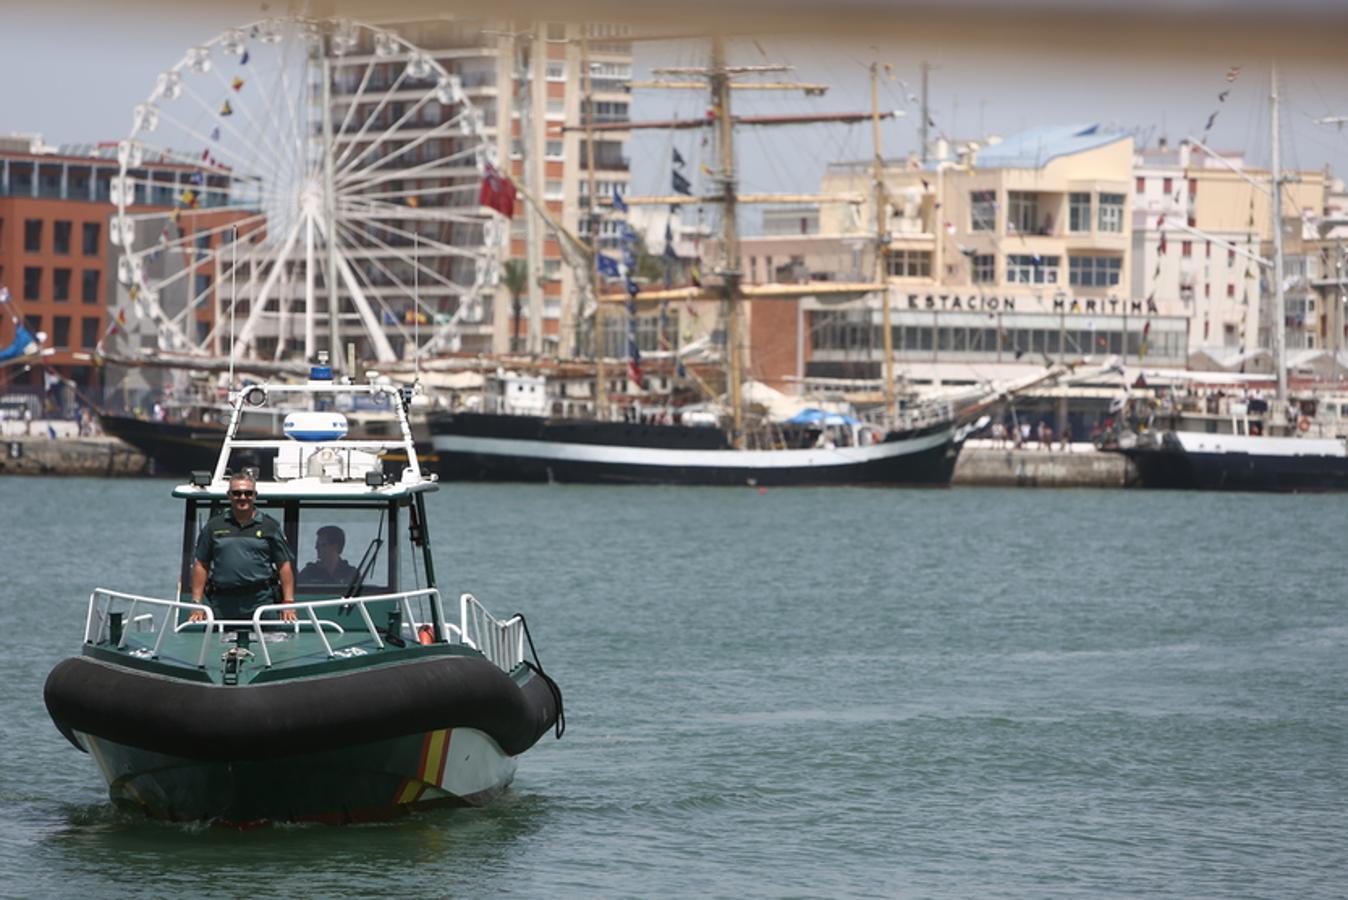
[293,506,392,598]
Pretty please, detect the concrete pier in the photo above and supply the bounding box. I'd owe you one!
[954,440,1134,488]
[0,435,147,477]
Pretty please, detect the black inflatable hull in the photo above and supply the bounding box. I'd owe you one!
[45,652,560,823]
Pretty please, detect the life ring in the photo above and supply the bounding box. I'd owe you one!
[1297,416,1310,433]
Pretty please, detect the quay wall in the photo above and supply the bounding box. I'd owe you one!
[0,436,147,477]
[953,441,1134,488]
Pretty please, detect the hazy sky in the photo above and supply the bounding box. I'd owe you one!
[6,6,1348,229]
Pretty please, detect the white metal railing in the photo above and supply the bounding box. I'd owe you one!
[249,588,450,667]
[459,592,525,672]
[86,586,453,671]
[86,589,215,666]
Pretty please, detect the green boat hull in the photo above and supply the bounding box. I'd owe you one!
[77,726,517,825]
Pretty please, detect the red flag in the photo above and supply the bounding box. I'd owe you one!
[478,163,516,218]
[626,357,644,387]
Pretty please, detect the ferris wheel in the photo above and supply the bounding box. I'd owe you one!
[110,17,503,371]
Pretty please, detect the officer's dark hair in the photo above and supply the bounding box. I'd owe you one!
[316,525,346,553]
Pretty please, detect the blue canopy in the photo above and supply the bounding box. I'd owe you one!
[0,324,38,364]
[785,408,861,427]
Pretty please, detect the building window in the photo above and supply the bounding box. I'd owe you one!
[1181,241,1192,258]
[24,219,42,252]
[1068,193,1091,232]
[1097,193,1124,233]
[194,273,212,299]
[53,268,71,301]
[82,269,100,304]
[1007,192,1041,234]
[1188,178,1198,196]
[971,254,996,284]
[53,315,71,349]
[81,317,99,349]
[1068,255,1121,287]
[54,220,72,254]
[23,266,41,300]
[1135,176,1145,194]
[1228,248,1235,265]
[546,21,567,41]
[545,61,566,81]
[1227,283,1235,298]
[545,98,565,118]
[82,222,101,256]
[545,140,564,159]
[544,179,564,200]
[1163,177,1173,194]
[970,190,995,232]
[1007,254,1059,284]
[886,250,931,278]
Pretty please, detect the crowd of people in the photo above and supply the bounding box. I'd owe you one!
[987,419,1076,451]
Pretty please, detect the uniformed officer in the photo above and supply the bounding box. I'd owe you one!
[190,474,297,623]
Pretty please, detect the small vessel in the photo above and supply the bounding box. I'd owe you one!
[1108,389,1348,491]
[1103,67,1348,492]
[44,368,563,824]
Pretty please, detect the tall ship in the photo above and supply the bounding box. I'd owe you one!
[1103,66,1348,491]
[430,38,970,487]
[44,368,563,824]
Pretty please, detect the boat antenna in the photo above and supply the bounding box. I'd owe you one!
[414,230,421,386]
[228,224,238,391]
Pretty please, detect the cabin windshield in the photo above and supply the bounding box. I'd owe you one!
[179,495,435,603]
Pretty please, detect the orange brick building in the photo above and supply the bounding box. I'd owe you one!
[0,145,119,390]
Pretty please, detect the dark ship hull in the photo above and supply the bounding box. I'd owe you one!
[429,411,962,487]
[1119,431,1348,492]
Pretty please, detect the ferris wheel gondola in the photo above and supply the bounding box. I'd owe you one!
[110,17,503,372]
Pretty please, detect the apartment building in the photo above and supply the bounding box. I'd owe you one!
[361,15,633,358]
[1132,138,1326,358]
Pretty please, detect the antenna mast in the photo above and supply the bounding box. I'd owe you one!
[871,61,895,420]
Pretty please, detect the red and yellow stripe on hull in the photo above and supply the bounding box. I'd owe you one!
[394,728,453,804]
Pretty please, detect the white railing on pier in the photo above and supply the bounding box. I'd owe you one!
[459,592,525,672]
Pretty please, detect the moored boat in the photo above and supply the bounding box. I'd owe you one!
[45,371,562,824]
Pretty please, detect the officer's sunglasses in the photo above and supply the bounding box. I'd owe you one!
[229,489,256,498]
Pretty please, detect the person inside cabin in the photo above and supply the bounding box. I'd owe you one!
[298,525,360,588]
[189,474,296,623]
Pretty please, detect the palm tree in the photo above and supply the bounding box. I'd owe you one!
[502,259,528,353]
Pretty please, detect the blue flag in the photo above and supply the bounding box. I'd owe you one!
[672,170,692,196]
[663,219,677,261]
[620,223,638,245]
[597,254,621,278]
[611,187,627,213]
[672,147,686,169]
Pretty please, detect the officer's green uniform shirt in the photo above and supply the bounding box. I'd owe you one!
[194,511,293,616]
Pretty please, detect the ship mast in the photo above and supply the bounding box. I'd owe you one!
[582,33,609,420]
[870,61,895,420]
[711,37,746,446]
[1270,61,1288,409]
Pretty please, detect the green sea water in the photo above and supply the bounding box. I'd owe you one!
[3,478,1346,898]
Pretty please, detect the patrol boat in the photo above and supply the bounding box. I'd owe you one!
[44,369,563,825]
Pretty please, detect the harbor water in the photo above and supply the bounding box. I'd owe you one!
[2,478,1345,898]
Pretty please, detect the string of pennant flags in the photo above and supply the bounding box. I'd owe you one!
[102,45,256,349]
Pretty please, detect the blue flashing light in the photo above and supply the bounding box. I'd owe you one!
[309,365,334,381]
